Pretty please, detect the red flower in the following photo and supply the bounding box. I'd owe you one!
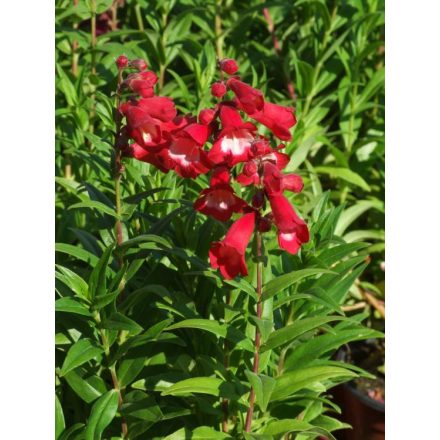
[125,143,171,173]
[122,71,158,98]
[209,212,256,279]
[208,106,256,166]
[249,102,297,141]
[226,78,264,114]
[220,58,239,75]
[194,166,247,221]
[268,194,309,255]
[211,81,227,98]
[120,97,177,148]
[165,123,211,178]
[262,162,303,197]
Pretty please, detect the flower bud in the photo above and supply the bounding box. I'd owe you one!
[251,140,269,156]
[116,55,129,69]
[220,58,239,75]
[130,58,148,71]
[211,81,227,98]
[243,161,257,176]
[199,108,216,125]
[252,190,265,209]
[258,215,272,233]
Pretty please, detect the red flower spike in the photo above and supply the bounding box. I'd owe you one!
[211,81,227,98]
[268,194,309,255]
[249,102,297,141]
[227,77,264,115]
[199,108,216,125]
[116,55,129,69]
[209,212,256,279]
[220,58,239,75]
[130,59,148,71]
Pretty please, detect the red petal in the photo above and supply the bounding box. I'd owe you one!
[227,78,264,115]
[283,174,304,193]
[210,166,231,186]
[250,102,296,140]
[223,212,256,254]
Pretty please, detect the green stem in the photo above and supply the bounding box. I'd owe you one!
[215,0,224,59]
[96,314,128,438]
[114,69,125,262]
[222,292,231,432]
[244,231,263,432]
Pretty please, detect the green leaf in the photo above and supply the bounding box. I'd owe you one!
[166,319,253,352]
[56,297,92,317]
[55,395,65,440]
[116,234,172,254]
[335,200,383,236]
[64,369,107,403]
[56,64,77,106]
[69,201,118,218]
[262,316,347,352]
[55,243,99,267]
[263,419,313,435]
[102,312,143,335]
[56,265,89,300]
[272,366,357,401]
[88,245,114,299]
[262,268,333,301]
[284,328,383,370]
[60,339,104,376]
[164,426,232,439]
[58,423,85,440]
[244,371,276,412]
[161,377,235,398]
[314,166,371,192]
[117,358,146,388]
[316,242,368,266]
[85,390,119,440]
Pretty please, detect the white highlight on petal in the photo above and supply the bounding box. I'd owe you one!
[279,232,296,242]
[221,136,251,156]
[142,132,152,143]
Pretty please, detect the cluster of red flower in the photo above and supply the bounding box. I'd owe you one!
[116,55,309,279]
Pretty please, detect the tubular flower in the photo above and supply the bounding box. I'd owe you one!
[120,97,177,148]
[211,81,227,98]
[226,78,264,114]
[268,194,309,255]
[262,162,304,197]
[166,123,211,178]
[194,166,247,221]
[248,102,297,141]
[208,105,256,166]
[209,212,256,279]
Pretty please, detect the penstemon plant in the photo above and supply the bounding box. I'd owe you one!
[55,53,383,440]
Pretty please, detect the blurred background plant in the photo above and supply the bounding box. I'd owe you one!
[55,0,384,438]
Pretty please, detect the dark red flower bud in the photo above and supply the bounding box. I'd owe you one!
[130,58,148,71]
[243,161,258,176]
[252,190,265,209]
[199,108,216,125]
[116,55,129,69]
[258,215,272,233]
[211,81,227,98]
[219,58,239,75]
[251,140,270,156]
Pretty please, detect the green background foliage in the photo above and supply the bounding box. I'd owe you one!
[55,0,384,438]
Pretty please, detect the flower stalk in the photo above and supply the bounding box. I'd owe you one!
[244,229,263,432]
